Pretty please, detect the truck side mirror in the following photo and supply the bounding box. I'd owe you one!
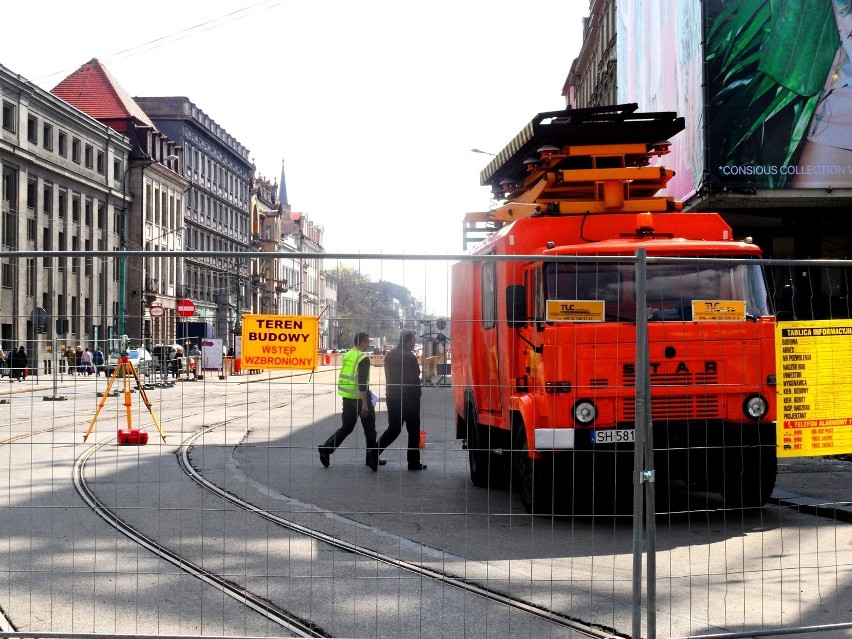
[506,285,527,328]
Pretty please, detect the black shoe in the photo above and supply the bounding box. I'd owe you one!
[366,458,387,466]
[318,447,330,468]
[366,450,378,472]
[408,463,427,471]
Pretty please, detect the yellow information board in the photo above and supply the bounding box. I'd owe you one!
[546,300,605,322]
[776,320,852,457]
[241,314,318,371]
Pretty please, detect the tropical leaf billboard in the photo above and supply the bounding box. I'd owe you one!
[705,0,851,188]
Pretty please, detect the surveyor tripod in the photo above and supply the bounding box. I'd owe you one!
[83,353,166,443]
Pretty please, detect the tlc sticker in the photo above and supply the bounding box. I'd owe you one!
[691,300,745,321]
[546,300,605,322]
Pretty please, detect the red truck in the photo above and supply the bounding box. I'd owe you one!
[452,105,777,514]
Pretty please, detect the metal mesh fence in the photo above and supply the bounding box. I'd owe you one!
[0,251,850,639]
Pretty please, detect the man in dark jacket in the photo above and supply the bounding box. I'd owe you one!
[377,330,426,470]
[11,346,28,382]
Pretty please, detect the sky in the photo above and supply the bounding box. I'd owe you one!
[1,0,588,316]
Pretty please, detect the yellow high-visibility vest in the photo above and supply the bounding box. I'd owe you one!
[337,348,368,399]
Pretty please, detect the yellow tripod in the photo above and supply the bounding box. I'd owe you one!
[83,354,166,443]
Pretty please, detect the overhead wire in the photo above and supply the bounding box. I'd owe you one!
[35,0,286,83]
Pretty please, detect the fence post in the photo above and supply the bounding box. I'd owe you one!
[631,249,656,638]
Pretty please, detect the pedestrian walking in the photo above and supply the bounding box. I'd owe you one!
[81,348,93,375]
[64,346,75,375]
[11,345,28,382]
[318,332,380,470]
[189,344,201,380]
[92,346,105,377]
[75,346,83,375]
[377,330,426,470]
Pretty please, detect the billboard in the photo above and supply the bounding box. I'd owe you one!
[705,0,851,189]
[617,0,704,201]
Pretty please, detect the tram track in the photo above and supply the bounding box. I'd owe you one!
[65,386,626,639]
[3,377,848,638]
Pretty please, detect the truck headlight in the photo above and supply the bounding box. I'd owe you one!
[573,399,597,425]
[743,394,768,420]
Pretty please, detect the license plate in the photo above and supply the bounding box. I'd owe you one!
[591,429,635,444]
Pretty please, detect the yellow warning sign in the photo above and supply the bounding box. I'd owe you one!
[546,300,605,322]
[241,314,318,371]
[776,320,852,457]
[691,300,745,321]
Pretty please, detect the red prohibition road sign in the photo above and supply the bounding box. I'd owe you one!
[149,304,165,317]
[176,299,195,317]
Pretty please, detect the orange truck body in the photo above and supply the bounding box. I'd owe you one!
[451,105,777,513]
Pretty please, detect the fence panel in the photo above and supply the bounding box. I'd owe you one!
[0,251,849,639]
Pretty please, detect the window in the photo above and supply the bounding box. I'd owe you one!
[58,189,67,218]
[43,123,53,150]
[96,151,104,174]
[27,178,37,210]
[27,115,37,143]
[42,183,53,214]
[26,259,35,297]
[85,198,93,227]
[71,137,81,163]
[97,201,105,230]
[42,228,51,267]
[84,239,92,275]
[542,261,772,321]
[84,144,93,169]
[58,131,67,157]
[113,159,121,183]
[2,101,15,132]
[481,260,496,329]
[1,263,13,288]
[2,167,18,249]
[26,218,36,242]
[72,194,80,224]
[58,232,66,271]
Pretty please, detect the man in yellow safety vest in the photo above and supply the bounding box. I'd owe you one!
[318,332,381,471]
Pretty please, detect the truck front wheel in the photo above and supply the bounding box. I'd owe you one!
[467,405,507,488]
[514,427,554,515]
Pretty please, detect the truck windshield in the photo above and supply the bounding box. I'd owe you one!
[542,261,771,321]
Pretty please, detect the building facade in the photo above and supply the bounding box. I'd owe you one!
[134,96,254,346]
[1,62,131,369]
[52,60,188,345]
[563,0,852,319]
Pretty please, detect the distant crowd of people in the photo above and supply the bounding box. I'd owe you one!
[59,345,105,376]
[1,345,29,382]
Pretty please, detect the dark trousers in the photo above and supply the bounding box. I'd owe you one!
[378,395,421,465]
[322,397,377,454]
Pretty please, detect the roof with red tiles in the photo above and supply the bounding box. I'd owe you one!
[51,58,157,130]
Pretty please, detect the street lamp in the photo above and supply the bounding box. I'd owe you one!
[291,211,303,315]
[117,153,179,349]
[470,148,496,156]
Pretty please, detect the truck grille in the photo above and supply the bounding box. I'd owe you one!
[622,370,719,386]
[622,395,720,421]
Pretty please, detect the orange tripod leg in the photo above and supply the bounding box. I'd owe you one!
[122,361,134,432]
[82,362,121,442]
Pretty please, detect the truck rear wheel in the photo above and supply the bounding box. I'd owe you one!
[514,427,553,515]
